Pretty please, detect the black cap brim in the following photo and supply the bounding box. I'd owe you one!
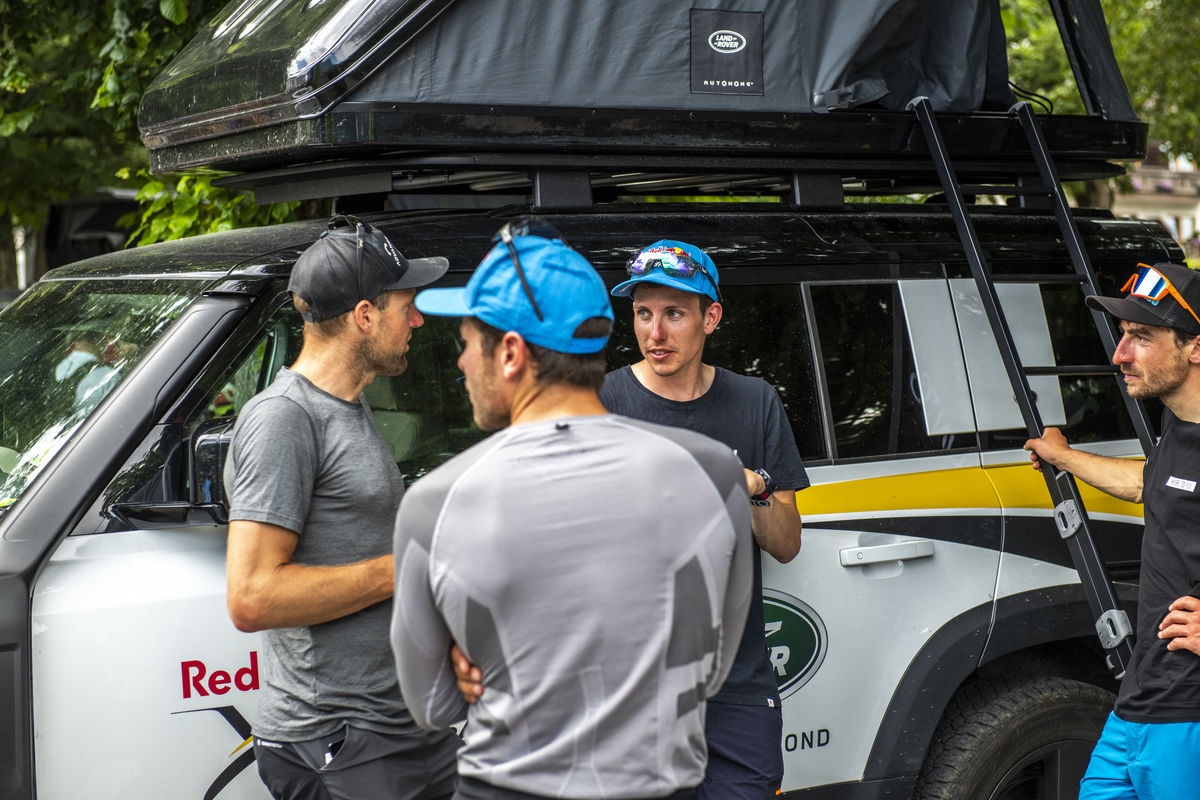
[1086,293,1200,336]
[390,256,450,291]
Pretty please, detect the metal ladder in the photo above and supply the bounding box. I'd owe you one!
[909,96,1149,679]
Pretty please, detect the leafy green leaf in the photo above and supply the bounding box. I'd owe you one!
[159,0,189,26]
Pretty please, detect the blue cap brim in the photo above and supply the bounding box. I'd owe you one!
[610,271,717,302]
[415,286,471,317]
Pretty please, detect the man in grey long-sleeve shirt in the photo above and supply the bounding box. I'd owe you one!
[390,220,753,800]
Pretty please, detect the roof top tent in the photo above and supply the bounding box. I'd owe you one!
[137,0,1142,209]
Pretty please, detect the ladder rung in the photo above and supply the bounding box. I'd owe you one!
[991,274,1086,285]
[1024,365,1118,377]
[958,184,1049,197]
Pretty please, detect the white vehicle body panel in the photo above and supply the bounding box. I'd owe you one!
[32,528,266,800]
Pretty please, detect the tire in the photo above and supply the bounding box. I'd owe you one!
[914,676,1114,800]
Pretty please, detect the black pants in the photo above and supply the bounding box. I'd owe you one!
[254,726,459,800]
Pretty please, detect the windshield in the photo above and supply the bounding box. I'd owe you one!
[0,279,194,508]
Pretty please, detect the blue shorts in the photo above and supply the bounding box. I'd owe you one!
[698,702,784,800]
[1080,712,1200,800]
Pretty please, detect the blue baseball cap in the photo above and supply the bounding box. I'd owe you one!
[416,234,613,354]
[610,240,721,302]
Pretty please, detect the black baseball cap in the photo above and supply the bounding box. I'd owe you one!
[288,216,449,322]
[1085,261,1200,337]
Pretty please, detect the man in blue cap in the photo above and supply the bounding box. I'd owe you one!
[603,240,809,800]
[389,220,754,800]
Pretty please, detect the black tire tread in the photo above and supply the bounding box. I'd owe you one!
[914,675,1113,800]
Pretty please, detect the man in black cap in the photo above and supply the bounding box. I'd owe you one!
[1026,261,1200,799]
[224,216,458,800]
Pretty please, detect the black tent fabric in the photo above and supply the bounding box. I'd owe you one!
[351,0,1012,114]
[138,0,1141,175]
[140,0,1014,138]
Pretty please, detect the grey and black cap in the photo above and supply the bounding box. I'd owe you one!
[288,215,449,322]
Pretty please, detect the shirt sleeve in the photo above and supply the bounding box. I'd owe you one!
[763,384,810,492]
[226,396,317,533]
[390,484,468,730]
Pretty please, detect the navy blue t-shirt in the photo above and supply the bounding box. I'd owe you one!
[601,365,809,705]
[1116,408,1200,723]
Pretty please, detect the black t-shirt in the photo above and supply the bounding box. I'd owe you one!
[600,365,810,705]
[1116,408,1200,722]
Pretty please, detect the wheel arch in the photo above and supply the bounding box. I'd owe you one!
[861,584,1128,788]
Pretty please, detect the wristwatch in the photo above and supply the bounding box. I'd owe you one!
[751,467,775,506]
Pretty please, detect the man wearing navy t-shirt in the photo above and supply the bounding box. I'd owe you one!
[602,240,808,800]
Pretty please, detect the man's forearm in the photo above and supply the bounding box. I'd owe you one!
[752,490,802,563]
[1043,448,1144,504]
[228,550,394,631]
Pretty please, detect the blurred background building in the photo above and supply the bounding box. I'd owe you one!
[1113,144,1200,265]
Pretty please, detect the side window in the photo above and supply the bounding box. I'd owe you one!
[364,316,488,483]
[809,282,967,460]
[1031,284,1153,445]
[88,304,489,533]
[708,285,824,462]
[83,307,306,532]
[184,311,487,498]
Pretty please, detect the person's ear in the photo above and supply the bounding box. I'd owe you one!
[703,301,723,334]
[351,299,374,333]
[1188,334,1200,364]
[499,331,528,380]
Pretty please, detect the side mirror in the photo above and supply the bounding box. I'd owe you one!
[110,417,236,529]
[190,416,235,522]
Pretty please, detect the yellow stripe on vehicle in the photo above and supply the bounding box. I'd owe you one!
[794,461,1145,522]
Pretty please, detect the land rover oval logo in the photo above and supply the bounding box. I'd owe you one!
[708,29,746,54]
[763,589,827,698]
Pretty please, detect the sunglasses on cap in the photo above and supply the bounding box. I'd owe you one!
[491,217,567,323]
[626,246,722,302]
[1121,262,1200,329]
[327,214,405,305]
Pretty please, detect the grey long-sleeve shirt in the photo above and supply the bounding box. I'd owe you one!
[391,414,753,799]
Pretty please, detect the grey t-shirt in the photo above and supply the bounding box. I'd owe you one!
[391,414,753,798]
[225,368,415,741]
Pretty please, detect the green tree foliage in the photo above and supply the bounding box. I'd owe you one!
[0,0,224,227]
[1004,0,1200,160]
[121,170,298,245]
[0,0,295,279]
[1101,0,1200,161]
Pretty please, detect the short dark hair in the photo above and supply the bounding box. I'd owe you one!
[471,316,610,390]
[1173,328,1200,347]
[294,290,393,336]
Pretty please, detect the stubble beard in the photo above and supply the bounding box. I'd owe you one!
[1124,354,1188,401]
[361,336,409,378]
